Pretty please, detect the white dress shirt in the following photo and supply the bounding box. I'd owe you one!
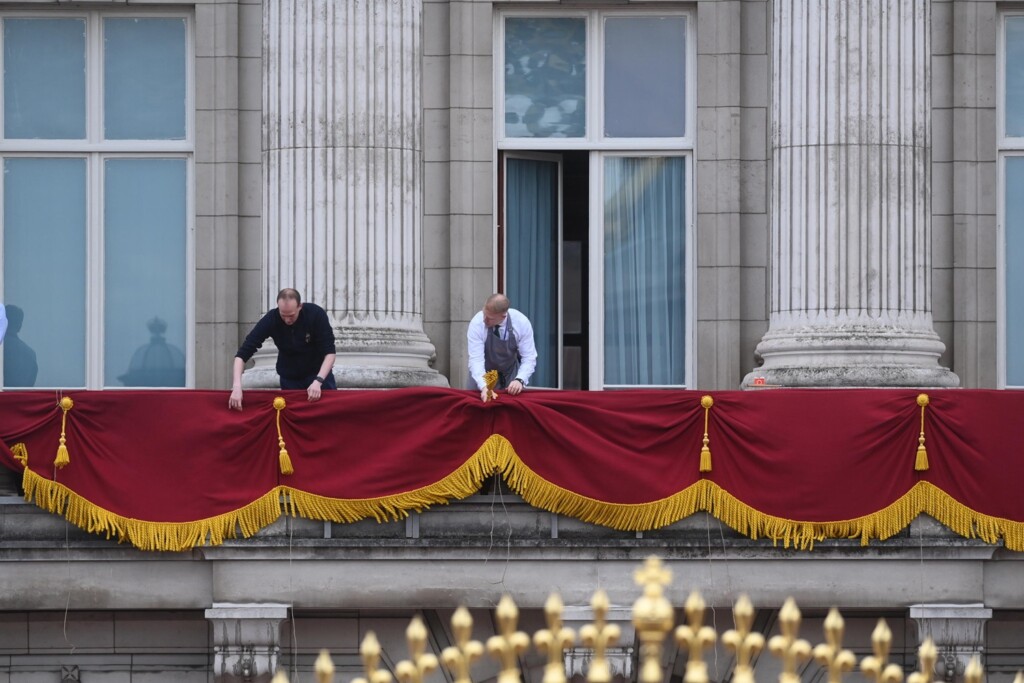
[0,303,6,345]
[467,307,538,390]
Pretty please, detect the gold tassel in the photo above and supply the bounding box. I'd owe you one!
[55,396,74,469]
[12,442,28,467]
[699,395,714,472]
[915,394,929,472]
[483,369,500,402]
[274,396,294,476]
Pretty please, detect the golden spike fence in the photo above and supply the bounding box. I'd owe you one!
[276,557,1012,683]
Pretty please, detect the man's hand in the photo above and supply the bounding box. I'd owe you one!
[480,386,491,403]
[228,387,243,411]
[307,380,323,402]
[507,379,524,396]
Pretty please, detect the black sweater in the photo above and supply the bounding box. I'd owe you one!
[235,303,335,380]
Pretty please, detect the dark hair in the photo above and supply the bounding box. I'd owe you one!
[276,288,302,305]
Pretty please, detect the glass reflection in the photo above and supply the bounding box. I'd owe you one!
[118,317,185,387]
[504,17,586,138]
[2,305,38,387]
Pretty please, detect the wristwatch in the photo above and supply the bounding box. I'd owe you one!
[314,376,326,384]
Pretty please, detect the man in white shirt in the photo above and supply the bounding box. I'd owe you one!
[467,293,538,402]
[0,303,6,345]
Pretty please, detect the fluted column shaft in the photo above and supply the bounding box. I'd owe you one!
[745,0,957,388]
[253,0,446,388]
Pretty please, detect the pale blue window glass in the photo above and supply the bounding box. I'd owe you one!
[1006,157,1024,384]
[3,158,87,388]
[104,18,187,140]
[506,157,559,387]
[604,157,686,386]
[504,17,586,138]
[1007,19,1024,137]
[4,18,86,139]
[104,159,187,387]
[604,17,686,138]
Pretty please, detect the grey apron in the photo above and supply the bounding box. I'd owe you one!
[484,318,521,389]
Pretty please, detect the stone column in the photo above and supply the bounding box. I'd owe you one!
[910,604,992,683]
[249,0,447,388]
[743,0,958,388]
[206,603,289,683]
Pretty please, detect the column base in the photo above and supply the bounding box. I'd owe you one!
[242,325,450,389]
[742,322,960,389]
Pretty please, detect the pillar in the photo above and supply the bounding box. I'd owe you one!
[744,0,958,388]
[249,0,447,388]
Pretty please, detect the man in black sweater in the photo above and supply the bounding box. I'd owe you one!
[228,288,336,410]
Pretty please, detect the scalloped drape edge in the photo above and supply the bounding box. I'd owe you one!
[15,435,1024,552]
[21,467,283,552]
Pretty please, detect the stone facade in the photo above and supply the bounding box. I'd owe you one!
[0,0,1020,680]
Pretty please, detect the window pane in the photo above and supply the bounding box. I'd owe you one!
[506,157,559,387]
[604,157,686,386]
[504,17,586,139]
[1008,18,1024,137]
[104,18,187,140]
[4,18,86,139]
[104,159,187,387]
[1007,157,1024,384]
[3,158,87,387]
[604,17,686,138]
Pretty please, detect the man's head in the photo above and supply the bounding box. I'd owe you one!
[276,288,302,325]
[482,293,510,328]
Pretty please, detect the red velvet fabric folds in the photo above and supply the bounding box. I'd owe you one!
[1,388,1022,549]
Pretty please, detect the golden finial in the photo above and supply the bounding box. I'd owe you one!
[580,589,622,683]
[441,607,484,683]
[812,608,856,683]
[272,672,289,683]
[768,598,812,683]
[965,656,983,683]
[535,594,576,683]
[722,595,765,683]
[675,592,717,683]
[487,595,531,683]
[1011,669,1022,683]
[632,557,675,683]
[353,632,394,683]
[396,616,439,683]
[907,638,936,683]
[861,620,904,683]
[316,650,336,683]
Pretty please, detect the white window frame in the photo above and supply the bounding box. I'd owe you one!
[494,8,696,390]
[998,12,1024,388]
[502,151,565,388]
[590,151,694,390]
[0,9,195,389]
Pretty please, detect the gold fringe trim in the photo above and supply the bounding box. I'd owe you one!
[12,435,1024,552]
[20,467,282,552]
[283,435,503,523]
